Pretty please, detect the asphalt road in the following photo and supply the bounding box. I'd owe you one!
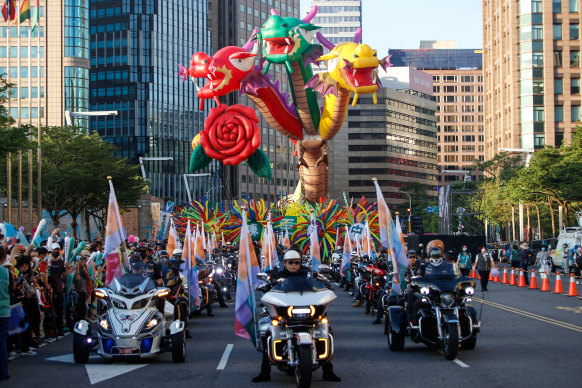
[6,280,582,388]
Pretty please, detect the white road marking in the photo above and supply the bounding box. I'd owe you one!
[217,344,234,370]
[453,358,470,368]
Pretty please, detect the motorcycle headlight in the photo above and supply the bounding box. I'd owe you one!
[99,318,109,330]
[216,268,224,275]
[228,264,232,268]
[144,318,158,330]
[465,286,475,295]
[287,306,316,317]
[420,287,430,295]
[440,293,455,307]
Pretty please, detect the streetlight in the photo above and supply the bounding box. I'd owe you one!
[139,157,174,180]
[183,173,211,203]
[400,191,412,233]
[64,110,118,126]
[498,148,534,167]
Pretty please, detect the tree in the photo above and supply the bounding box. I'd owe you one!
[398,182,438,233]
[40,126,147,236]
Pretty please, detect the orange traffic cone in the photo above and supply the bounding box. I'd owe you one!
[517,269,527,287]
[554,272,564,294]
[567,274,578,296]
[529,269,538,289]
[493,267,500,283]
[501,267,509,284]
[540,271,550,292]
[488,270,493,281]
[469,265,476,279]
[509,268,517,286]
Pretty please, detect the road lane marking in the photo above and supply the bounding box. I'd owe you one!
[217,344,234,370]
[556,306,582,314]
[453,359,470,368]
[474,298,582,333]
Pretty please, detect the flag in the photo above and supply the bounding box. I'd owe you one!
[182,221,200,309]
[262,221,275,272]
[221,232,226,247]
[18,0,29,23]
[167,220,181,258]
[104,179,127,285]
[16,229,29,249]
[3,223,18,239]
[201,223,206,250]
[334,227,339,249]
[31,219,46,248]
[2,0,16,22]
[212,231,217,250]
[235,211,260,347]
[30,0,38,36]
[309,213,321,272]
[283,227,290,248]
[194,225,205,262]
[341,226,352,281]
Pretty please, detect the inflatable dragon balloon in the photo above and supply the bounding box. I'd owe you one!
[178,5,391,203]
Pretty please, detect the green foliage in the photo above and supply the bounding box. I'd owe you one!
[396,182,438,233]
[0,77,35,158]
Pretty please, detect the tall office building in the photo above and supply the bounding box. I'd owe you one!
[389,46,484,184]
[483,0,582,160]
[329,67,438,204]
[1,1,86,128]
[208,0,300,202]
[89,1,212,205]
[310,0,361,45]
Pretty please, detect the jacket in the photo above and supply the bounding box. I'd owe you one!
[475,253,492,272]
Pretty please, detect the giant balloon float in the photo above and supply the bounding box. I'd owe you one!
[178,6,391,203]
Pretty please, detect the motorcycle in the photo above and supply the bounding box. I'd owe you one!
[73,277,185,363]
[192,264,216,315]
[258,274,337,388]
[385,265,480,360]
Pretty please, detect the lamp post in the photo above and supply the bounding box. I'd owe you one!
[400,191,412,233]
[182,173,211,203]
[64,110,118,127]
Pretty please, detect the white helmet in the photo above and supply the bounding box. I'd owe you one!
[429,257,443,266]
[283,250,302,261]
[173,248,183,256]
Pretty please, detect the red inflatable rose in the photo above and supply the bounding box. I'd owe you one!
[199,104,261,165]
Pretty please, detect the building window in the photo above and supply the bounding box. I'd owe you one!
[534,107,544,121]
[444,85,457,93]
[554,24,562,40]
[554,50,563,67]
[572,105,581,121]
[462,135,475,142]
[571,51,580,67]
[533,25,543,40]
[570,0,579,12]
[555,78,564,94]
[533,79,544,93]
[555,106,564,122]
[433,75,440,82]
[460,75,474,83]
[572,78,581,93]
[534,135,545,147]
[532,52,543,67]
[571,24,579,39]
[554,0,562,12]
[443,75,457,83]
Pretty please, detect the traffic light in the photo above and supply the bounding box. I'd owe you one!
[411,216,423,235]
[407,208,411,213]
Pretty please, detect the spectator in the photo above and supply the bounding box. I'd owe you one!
[14,257,39,354]
[510,244,520,269]
[573,246,582,283]
[71,255,89,323]
[518,243,533,286]
[535,246,551,277]
[457,245,472,276]
[562,243,571,274]
[475,245,493,292]
[0,247,11,381]
[48,243,66,337]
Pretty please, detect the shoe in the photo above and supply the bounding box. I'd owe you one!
[207,312,215,317]
[251,372,271,382]
[352,300,362,307]
[21,350,37,356]
[372,319,382,325]
[322,371,342,382]
[362,311,370,315]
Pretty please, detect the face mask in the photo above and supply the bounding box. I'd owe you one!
[51,251,60,258]
[463,248,467,251]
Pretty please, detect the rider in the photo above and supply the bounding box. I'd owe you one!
[252,246,341,383]
[120,254,154,288]
[163,254,192,338]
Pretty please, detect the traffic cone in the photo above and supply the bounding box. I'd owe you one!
[529,269,538,289]
[540,271,550,292]
[501,267,509,284]
[554,272,564,294]
[517,269,527,287]
[567,274,578,296]
[488,270,493,281]
[469,265,476,279]
[509,268,517,286]
[493,267,500,283]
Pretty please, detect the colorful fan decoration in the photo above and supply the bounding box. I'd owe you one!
[290,199,347,261]
[222,197,285,243]
[172,200,228,241]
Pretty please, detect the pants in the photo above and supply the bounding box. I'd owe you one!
[479,270,490,291]
[460,268,470,276]
[52,292,64,335]
[520,263,529,285]
[74,292,87,323]
[22,298,40,338]
[0,317,8,380]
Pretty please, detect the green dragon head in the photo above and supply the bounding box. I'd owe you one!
[256,9,320,65]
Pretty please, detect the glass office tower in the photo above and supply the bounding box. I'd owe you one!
[89,0,212,204]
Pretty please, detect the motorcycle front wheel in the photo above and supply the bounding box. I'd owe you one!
[442,322,459,360]
[294,346,313,388]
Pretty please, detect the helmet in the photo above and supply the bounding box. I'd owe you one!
[283,249,302,261]
[137,242,148,250]
[173,248,183,256]
[168,257,184,270]
[159,250,169,257]
[130,254,143,271]
[428,246,443,266]
[426,239,444,255]
[213,248,220,254]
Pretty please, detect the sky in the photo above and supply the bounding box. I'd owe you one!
[300,0,483,54]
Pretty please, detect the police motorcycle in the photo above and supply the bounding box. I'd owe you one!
[210,249,233,300]
[162,251,191,337]
[329,248,342,282]
[386,250,480,360]
[73,259,186,363]
[257,270,337,387]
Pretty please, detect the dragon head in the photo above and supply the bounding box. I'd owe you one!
[317,42,387,105]
[256,9,320,65]
[185,46,256,110]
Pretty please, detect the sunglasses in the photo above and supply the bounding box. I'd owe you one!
[286,260,301,265]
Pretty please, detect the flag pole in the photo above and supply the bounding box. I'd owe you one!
[243,211,259,349]
[17,1,22,228]
[27,7,33,230]
[35,0,42,232]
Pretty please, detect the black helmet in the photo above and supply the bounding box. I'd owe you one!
[130,254,143,271]
[168,257,185,270]
[213,248,220,254]
[159,250,169,257]
[428,246,442,258]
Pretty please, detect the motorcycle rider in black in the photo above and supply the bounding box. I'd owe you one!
[252,247,341,383]
[211,248,229,307]
[163,253,192,339]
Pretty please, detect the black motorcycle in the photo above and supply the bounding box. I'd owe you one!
[385,265,480,360]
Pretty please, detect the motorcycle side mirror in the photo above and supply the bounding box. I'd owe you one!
[256,272,270,282]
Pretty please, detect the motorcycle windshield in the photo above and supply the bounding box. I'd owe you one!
[423,263,460,280]
[111,274,155,296]
[271,276,328,293]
